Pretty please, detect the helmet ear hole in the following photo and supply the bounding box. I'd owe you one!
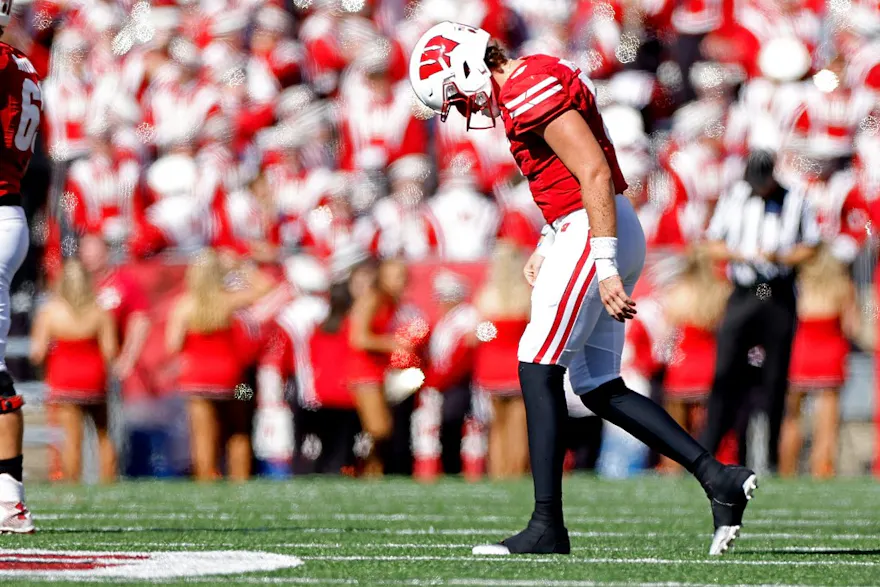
[463,62,471,78]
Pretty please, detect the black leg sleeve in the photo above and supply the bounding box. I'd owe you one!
[519,362,567,524]
[580,378,708,470]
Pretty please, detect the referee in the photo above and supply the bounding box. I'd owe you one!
[700,150,820,471]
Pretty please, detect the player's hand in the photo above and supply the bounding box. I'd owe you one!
[599,275,637,322]
[523,251,545,287]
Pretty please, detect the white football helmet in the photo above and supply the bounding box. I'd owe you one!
[0,0,13,28]
[409,21,498,130]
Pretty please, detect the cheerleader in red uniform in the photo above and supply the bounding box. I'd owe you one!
[473,244,531,479]
[347,257,409,476]
[30,260,118,483]
[165,249,274,481]
[661,250,731,473]
[781,247,858,478]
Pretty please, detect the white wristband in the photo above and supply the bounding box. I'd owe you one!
[536,225,555,256]
[591,237,618,281]
[595,258,619,281]
[590,237,617,260]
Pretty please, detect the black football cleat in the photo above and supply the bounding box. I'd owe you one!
[472,517,570,556]
[705,465,758,555]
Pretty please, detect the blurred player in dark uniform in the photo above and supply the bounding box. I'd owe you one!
[410,22,756,556]
[0,0,39,533]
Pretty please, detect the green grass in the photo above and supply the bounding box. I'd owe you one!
[4,475,880,585]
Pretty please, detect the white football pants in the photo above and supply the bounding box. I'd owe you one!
[0,206,29,373]
[517,195,646,393]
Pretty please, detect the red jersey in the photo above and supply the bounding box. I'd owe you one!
[497,54,628,225]
[0,43,42,199]
[96,269,149,341]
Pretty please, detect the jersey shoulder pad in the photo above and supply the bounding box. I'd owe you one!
[501,59,573,134]
[0,44,38,81]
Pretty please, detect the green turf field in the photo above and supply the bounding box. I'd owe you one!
[3,475,880,585]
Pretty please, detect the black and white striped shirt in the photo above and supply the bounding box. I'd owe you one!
[706,180,821,287]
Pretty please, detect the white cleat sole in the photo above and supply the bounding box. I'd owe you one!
[742,474,758,501]
[709,474,758,556]
[709,525,740,556]
[472,544,511,556]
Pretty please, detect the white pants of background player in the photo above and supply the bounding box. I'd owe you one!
[0,207,29,373]
[518,195,646,393]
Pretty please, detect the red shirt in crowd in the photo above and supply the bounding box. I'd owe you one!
[95,269,149,340]
[93,268,150,397]
[425,304,478,391]
[262,299,356,410]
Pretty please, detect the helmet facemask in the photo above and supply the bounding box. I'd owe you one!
[0,0,12,29]
[439,77,498,131]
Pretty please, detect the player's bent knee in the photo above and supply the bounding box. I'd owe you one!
[0,372,24,414]
[572,373,624,396]
[578,376,627,410]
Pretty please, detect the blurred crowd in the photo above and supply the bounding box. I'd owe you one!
[3,0,880,481]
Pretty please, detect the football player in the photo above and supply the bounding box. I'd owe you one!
[409,22,756,556]
[0,0,39,533]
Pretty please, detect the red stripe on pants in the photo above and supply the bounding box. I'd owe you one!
[549,263,597,364]
[532,241,592,363]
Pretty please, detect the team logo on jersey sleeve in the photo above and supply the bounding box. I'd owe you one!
[418,36,459,80]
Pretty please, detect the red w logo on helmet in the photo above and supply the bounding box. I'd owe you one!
[418,36,460,80]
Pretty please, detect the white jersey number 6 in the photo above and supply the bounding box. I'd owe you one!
[14,78,41,153]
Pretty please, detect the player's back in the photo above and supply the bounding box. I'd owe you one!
[497,54,628,225]
[0,41,42,201]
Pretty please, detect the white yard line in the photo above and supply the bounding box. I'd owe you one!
[34,512,880,527]
[439,582,810,587]
[37,541,662,553]
[763,545,880,553]
[37,525,880,541]
[155,579,813,587]
[297,554,880,567]
[0,567,825,587]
